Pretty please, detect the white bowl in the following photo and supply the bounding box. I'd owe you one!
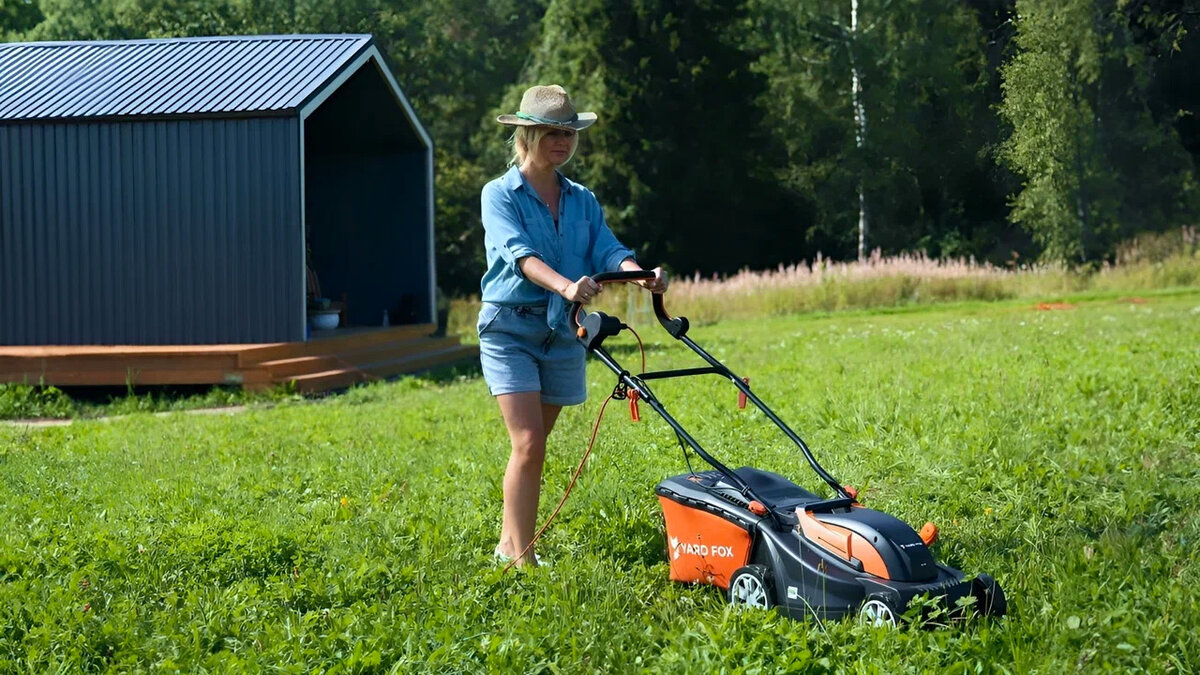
[308,311,340,330]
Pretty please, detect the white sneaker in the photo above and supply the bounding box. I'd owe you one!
[494,546,550,567]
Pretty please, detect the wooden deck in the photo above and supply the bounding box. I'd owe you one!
[0,323,479,393]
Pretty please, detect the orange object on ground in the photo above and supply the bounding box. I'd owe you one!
[1035,302,1074,311]
[659,496,752,588]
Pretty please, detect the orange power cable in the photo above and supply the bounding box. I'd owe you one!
[502,393,615,574]
[502,327,649,573]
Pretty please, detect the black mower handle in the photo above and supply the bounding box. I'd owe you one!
[568,270,652,331]
[591,270,657,283]
[576,268,852,509]
[569,270,688,339]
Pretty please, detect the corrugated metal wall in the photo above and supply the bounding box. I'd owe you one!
[0,117,302,345]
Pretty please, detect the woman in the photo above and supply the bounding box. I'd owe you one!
[480,84,667,567]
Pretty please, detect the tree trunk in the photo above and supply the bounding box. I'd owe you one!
[852,0,869,261]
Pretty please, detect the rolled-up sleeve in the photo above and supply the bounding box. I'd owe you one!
[585,189,635,273]
[482,182,540,279]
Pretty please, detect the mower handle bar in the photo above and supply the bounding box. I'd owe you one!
[573,269,852,505]
[568,270,683,337]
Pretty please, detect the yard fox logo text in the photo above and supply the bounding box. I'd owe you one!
[670,536,737,560]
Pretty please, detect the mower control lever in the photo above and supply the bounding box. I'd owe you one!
[577,310,625,351]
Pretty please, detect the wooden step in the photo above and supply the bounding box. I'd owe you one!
[0,366,271,388]
[0,344,252,358]
[236,323,436,366]
[358,344,480,379]
[255,355,342,380]
[0,325,460,394]
[0,353,242,374]
[283,367,373,393]
[334,335,463,367]
[262,335,464,385]
[282,344,478,393]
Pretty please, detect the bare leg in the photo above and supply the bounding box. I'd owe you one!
[496,393,564,566]
[541,402,563,436]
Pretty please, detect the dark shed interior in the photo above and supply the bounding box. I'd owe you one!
[304,62,432,328]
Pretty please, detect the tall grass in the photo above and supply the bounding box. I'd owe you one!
[449,227,1200,334]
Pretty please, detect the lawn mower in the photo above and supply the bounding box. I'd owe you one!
[571,270,1006,625]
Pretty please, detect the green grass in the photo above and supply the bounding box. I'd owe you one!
[0,383,301,421]
[1,292,1198,672]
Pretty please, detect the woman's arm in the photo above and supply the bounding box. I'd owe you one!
[516,255,666,303]
[482,183,541,280]
[517,256,603,304]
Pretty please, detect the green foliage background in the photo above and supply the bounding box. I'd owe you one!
[1000,0,1197,263]
[2,0,1198,288]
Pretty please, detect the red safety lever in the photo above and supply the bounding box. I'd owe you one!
[629,389,640,422]
[737,377,750,409]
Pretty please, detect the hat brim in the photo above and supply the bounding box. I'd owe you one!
[496,112,597,130]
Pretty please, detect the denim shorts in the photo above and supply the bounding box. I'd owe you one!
[477,302,587,406]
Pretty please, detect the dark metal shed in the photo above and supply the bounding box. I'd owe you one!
[0,34,434,346]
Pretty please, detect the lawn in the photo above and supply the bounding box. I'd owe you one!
[2,290,1198,672]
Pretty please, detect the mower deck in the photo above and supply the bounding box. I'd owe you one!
[657,468,988,622]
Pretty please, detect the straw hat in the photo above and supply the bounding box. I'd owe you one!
[496,85,597,131]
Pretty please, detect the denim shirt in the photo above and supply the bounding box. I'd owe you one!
[480,165,635,332]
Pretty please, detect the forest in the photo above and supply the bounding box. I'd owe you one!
[4,0,1197,294]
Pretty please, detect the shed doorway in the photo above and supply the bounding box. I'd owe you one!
[303,61,432,334]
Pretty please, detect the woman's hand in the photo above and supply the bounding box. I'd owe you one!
[561,276,603,304]
[638,266,669,294]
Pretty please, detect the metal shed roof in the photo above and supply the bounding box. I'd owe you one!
[0,34,374,121]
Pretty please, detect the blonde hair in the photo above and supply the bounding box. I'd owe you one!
[508,125,580,168]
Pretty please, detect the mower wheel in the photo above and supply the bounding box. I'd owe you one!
[972,574,1007,617]
[859,598,899,627]
[728,565,774,610]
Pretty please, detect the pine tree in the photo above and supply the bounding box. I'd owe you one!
[505,0,798,275]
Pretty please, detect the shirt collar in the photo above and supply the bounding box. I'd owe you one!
[504,165,575,194]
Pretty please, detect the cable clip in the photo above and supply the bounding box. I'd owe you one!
[629,389,641,422]
[611,380,629,401]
